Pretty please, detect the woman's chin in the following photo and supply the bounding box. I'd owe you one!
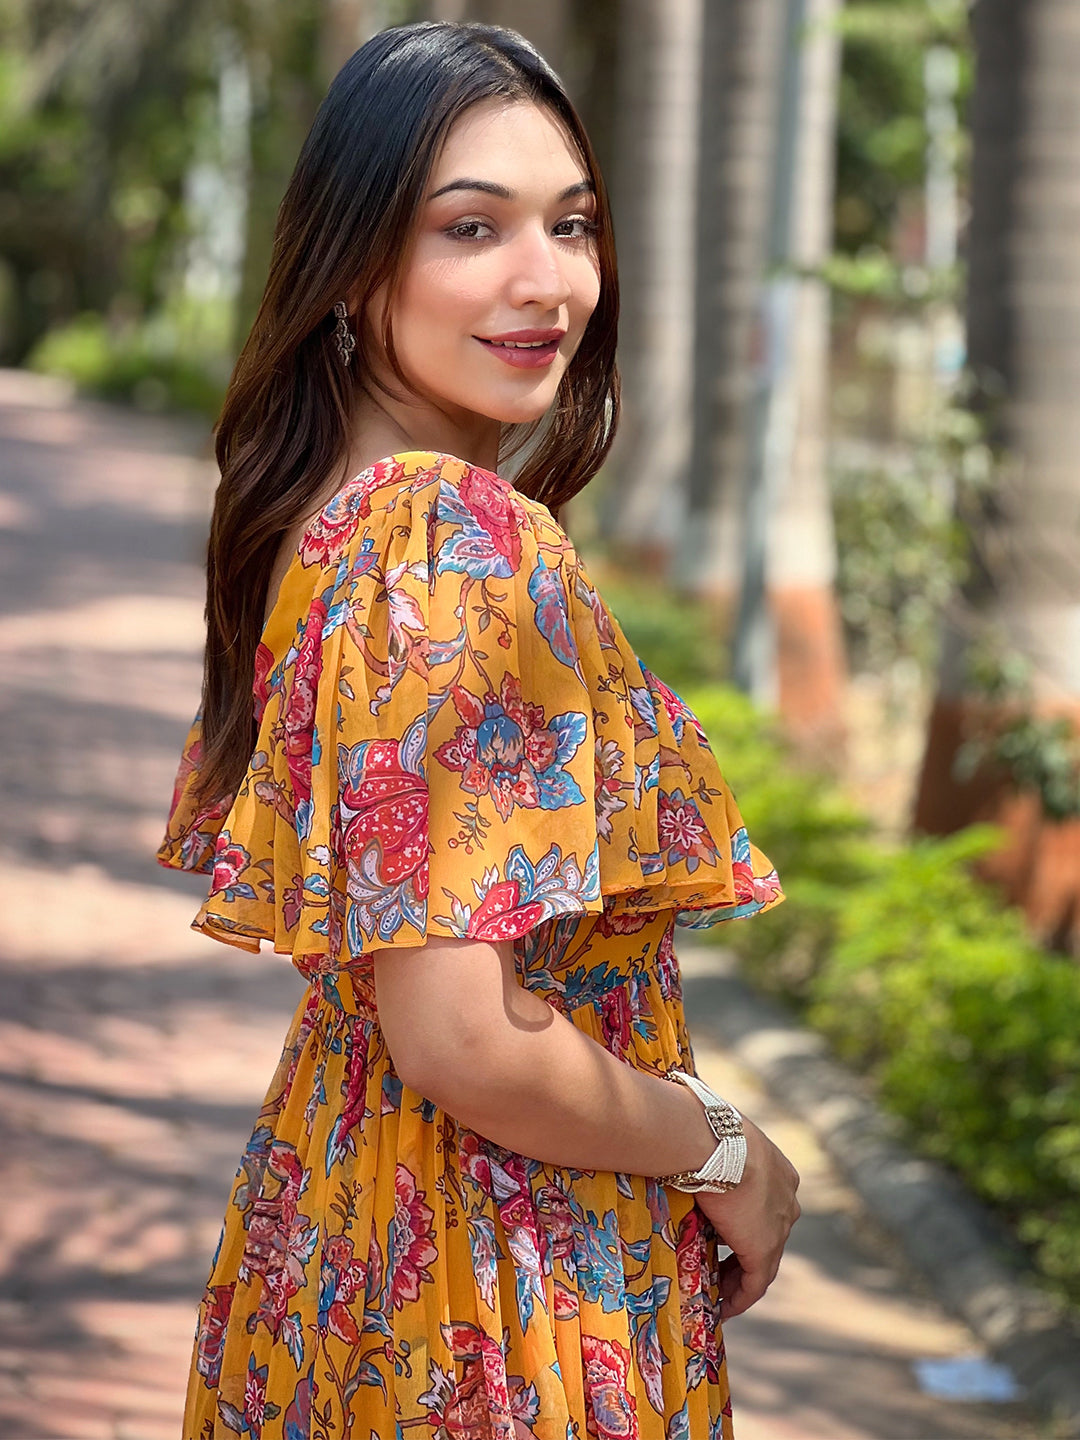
[473,388,559,428]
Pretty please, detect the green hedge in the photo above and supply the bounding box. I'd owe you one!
[26,309,227,417]
[673,681,1080,1309]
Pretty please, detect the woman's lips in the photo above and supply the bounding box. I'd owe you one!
[474,336,561,368]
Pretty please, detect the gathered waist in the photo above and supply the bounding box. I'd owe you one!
[302,954,668,1019]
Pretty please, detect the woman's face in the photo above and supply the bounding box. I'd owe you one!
[373,99,602,428]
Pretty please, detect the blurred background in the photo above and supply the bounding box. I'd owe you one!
[1,1,1079,1436]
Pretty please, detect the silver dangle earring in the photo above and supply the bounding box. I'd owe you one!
[333,300,356,366]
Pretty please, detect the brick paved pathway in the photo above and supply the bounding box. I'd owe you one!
[0,371,1049,1438]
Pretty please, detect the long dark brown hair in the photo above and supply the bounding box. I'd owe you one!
[194,20,620,810]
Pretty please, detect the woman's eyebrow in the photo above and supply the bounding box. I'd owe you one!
[427,178,595,202]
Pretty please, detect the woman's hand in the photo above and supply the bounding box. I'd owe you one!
[693,1114,801,1321]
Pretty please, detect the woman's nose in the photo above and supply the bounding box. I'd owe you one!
[504,223,573,311]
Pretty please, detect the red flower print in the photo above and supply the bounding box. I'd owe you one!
[467,879,546,943]
[496,1188,536,1233]
[553,1281,580,1318]
[318,1234,366,1345]
[340,738,429,890]
[440,1320,512,1420]
[596,906,652,937]
[458,1132,493,1191]
[434,671,585,826]
[244,1359,268,1427]
[581,1333,638,1439]
[240,1141,316,1338]
[535,1185,575,1244]
[194,1282,235,1386]
[326,1031,372,1169]
[389,1164,438,1309]
[252,641,275,721]
[210,836,252,896]
[296,458,409,568]
[653,923,682,1002]
[675,1206,709,1355]
[459,464,524,572]
[752,869,783,906]
[282,597,326,805]
[598,984,632,1054]
[647,670,687,729]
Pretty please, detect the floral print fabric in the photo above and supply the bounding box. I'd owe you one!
[158,451,782,1439]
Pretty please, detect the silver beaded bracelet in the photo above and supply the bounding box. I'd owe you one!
[657,1068,748,1193]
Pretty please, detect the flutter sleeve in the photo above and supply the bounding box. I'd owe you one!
[156,451,782,976]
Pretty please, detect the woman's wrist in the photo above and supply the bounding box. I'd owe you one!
[656,1070,750,1193]
[666,1080,726,1179]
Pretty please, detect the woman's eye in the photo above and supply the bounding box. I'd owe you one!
[446,219,495,241]
[445,216,599,243]
[554,216,600,241]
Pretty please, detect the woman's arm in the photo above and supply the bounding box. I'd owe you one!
[373,933,722,1178]
[374,934,801,1319]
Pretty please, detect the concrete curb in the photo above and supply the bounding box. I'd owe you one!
[679,945,1080,1439]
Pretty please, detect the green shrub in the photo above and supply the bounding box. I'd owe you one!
[601,578,727,689]
[26,309,227,416]
[803,827,1080,1299]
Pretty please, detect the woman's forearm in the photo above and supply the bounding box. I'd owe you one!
[413,977,720,1179]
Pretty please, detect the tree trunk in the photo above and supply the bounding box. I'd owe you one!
[915,0,1080,952]
[675,0,844,751]
[601,0,702,569]
[232,6,325,354]
[763,0,846,754]
[428,0,571,82]
[674,0,787,614]
[320,0,383,82]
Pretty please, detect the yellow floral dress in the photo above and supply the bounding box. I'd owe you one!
[157,451,782,1440]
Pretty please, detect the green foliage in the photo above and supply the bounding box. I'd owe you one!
[957,650,1080,823]
[0,0,334,367]
[26,307,227,415]
[830,391,991,680]
[816,250,960,304]
[599,577,727,689]
[979,716,1080,822]
[808,829,1080,1297]
[833,0,972,254]
[831,451,962,678]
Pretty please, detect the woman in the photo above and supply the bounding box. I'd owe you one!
[159,20,800,1440]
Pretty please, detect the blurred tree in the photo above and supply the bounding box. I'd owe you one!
[602,0,701,568]
[915,0,1080,953]
[676,0,787,613]
[0,0,218,362]
[752,0,847,756]
[673,0,845,755]
[422,0,571,82]
[229,2,323,351]
[833,0,953,254]
[320,0,383,80]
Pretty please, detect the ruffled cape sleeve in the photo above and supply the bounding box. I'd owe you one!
[157,451,782,973]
